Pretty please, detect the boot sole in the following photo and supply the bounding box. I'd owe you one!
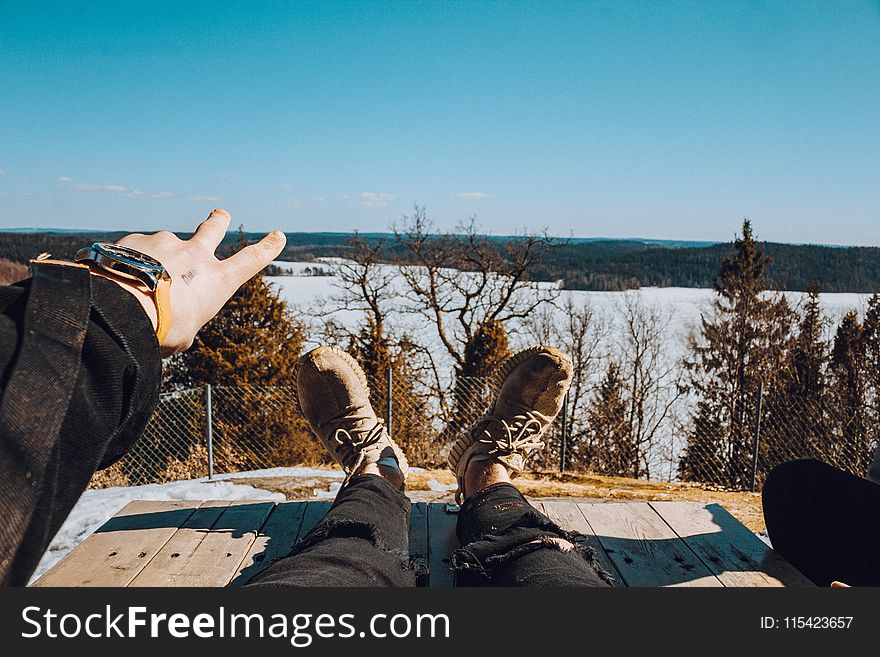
[446,344,569,473]
[292,345,409,477]
[292,345,370,417]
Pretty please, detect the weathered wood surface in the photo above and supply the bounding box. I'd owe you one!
[36,499,811,587]
[409,502,429,586]
[648,501,814,587]
[130,501,274,587]
[540,500,624,586]
[580,501,723,587]
[427,503,459,587]
[34,500,201,587]
[229,500,308,587]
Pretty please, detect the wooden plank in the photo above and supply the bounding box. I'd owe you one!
[228,501,309,587]
[409,502,429,587]
[579,502,723,587]
[541,500,624,587]
[297,501,333,540]
[34,500,201,587]
[129,501,274,587]
[128,501,231,586]
[427,503,459,587]
[650,502,814,587]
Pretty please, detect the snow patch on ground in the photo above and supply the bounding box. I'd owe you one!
[314,482,343,499]
[214,466,344,481]
[30,478,285,584]
[426,479,458,492]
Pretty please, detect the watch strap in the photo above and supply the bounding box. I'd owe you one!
[30,254,90,270]
[154,277,172,344]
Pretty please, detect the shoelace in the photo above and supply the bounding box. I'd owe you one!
[471,411,549,456]
[334,422,387,487]
[455,411,550,504]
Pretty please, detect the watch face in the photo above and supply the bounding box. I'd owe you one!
[93,242,164,270]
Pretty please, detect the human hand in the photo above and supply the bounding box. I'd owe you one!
[100,209,286,357]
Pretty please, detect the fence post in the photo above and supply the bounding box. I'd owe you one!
[559,390,569,474]
[385,368,393,439]
[205,384,214,480]
[750,381,763,492]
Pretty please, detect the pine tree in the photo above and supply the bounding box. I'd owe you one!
[863,294,880,479]
[769,280,831,460]
[679,220,796,487]
[790,281,827,398]
[459,319,511,380]
[829,310,872,473]
[583,362,631,476]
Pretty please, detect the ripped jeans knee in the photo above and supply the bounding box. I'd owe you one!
[452,484,614,586]
[292,515,427,578]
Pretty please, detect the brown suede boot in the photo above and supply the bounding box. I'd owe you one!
[293,346,409,487]
[448,345,573,502]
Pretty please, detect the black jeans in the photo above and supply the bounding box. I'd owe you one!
[763,459,880,587]
[244,475,612,587]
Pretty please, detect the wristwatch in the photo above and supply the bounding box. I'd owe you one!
[74,242,173,343]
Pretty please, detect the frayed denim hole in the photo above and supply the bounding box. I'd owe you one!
[288,516,420,574]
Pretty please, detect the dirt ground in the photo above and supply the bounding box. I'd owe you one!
[230,467,767,534]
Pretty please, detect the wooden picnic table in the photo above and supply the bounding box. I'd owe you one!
[33,499,812,587]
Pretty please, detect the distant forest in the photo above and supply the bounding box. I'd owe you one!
[1,230,878,293]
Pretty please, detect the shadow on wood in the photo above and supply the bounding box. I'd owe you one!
[35,500,811,587]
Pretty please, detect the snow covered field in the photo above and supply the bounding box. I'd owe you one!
[269,260,871,380]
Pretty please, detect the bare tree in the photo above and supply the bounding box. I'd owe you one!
[332,233,398,340]
[395,208,557,366]
[612,292,684,479]
[392,207,559,434]
[523,296,608,470]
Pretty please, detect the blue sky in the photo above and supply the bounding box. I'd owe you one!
[0,0,878,244]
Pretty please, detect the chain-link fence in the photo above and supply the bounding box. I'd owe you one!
[89,376,880,492]
[676,384,879,491]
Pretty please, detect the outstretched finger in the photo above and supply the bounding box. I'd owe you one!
[191,208,232,250]
[225,230,287,285]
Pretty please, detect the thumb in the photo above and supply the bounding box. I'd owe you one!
[225,231,287,285]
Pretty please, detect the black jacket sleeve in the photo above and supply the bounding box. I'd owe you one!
[0,263,161,586]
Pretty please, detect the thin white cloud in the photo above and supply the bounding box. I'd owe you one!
[0,169,5,176]
[188,195,221,202]
[455,192,489,200]
[73,182,127,193]
[129,190,172,199]
[359,192,398,207]
[58,177,171,199]
[277,182,296,189]
[58,177,126,193]
[287,196,327,207]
